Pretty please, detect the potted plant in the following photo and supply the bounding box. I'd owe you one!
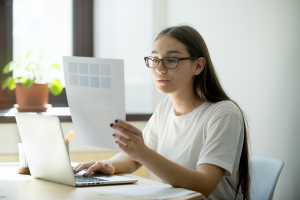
[2,50,64,112]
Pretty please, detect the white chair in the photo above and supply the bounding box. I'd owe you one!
[249,157,284,200]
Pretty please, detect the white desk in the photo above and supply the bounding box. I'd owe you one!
[0,163,205,200]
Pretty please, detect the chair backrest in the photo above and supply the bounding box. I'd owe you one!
[249,157,284,200]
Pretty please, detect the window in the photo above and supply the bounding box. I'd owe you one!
[13,0,73,85]
[0,0,93,109]
[0,0,154,119]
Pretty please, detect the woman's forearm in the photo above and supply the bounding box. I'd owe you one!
[109,152,142,174]
[139,148,222,197]
[140,148,201,188]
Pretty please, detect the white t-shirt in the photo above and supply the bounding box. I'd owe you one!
[142,96,244,200]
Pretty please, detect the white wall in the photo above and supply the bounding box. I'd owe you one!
[151,0,168,109]
[166,0,300,199]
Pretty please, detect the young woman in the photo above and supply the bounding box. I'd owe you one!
[73,25,250,200]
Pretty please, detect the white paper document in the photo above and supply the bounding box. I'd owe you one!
[102,185,199,200]
[63,56,125,151]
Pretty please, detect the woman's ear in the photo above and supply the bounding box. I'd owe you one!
[194,57,205,75]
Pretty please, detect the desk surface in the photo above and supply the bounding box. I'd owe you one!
[0,163,205,200]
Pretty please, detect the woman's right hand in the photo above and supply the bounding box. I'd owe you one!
[72,160,115,176]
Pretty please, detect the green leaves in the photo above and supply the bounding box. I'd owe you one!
[8,78,16,90]
[2,60,18,74]
[25,50,31,60]
[49,79,63,96]
[2,76,15,90]
[3,62,12,74]
[3,58,20,74]
[50,63,60,69]
[8,78,15,90]
[1,50,64,95]
[2,77,11,90]
[23,79,34,88]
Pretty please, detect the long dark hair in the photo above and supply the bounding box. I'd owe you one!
[156,25,251,200]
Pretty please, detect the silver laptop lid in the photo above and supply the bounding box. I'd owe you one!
[15,113,76,186]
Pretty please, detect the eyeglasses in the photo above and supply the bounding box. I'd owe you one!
[144,56,199,69]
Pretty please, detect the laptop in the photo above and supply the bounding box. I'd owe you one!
[15,113,138,187]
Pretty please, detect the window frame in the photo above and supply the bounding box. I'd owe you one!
[0,0,14,110]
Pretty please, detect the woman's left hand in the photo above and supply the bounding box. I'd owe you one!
[110,119,149,162]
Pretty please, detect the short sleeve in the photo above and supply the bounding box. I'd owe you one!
[197,109,244,176]
[142,110,159,152]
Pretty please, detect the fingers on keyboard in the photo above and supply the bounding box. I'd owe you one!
[74,163,91,173]
[84,163,99,176]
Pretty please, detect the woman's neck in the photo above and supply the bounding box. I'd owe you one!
[168,90,205,116]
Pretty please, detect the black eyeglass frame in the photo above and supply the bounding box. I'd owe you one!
[144,56,200,69]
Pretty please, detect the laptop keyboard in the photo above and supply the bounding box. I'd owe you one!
[74,174,109,183]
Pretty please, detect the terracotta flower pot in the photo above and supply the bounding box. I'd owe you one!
[15,83,49,112]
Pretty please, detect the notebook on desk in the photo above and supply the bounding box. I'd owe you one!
[15,113,138,187]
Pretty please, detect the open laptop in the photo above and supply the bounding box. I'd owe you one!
[15,113,138,187]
